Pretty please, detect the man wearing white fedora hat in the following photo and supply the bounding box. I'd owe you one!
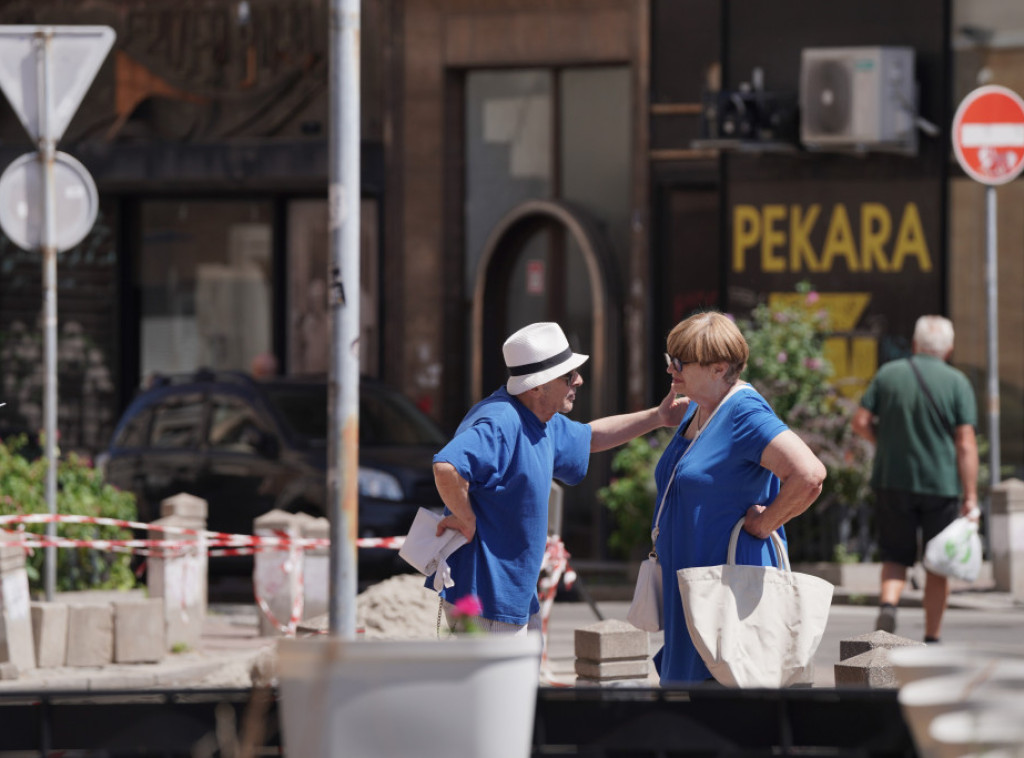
[430,322,688,635]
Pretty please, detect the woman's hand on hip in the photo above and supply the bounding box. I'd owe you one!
[743,504,774,539]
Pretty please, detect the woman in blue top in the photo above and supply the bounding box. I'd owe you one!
[654,312,826,684]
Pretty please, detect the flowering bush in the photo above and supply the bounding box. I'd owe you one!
[0,433,139,594]
[740,283,874,562]
[739,282,833,421]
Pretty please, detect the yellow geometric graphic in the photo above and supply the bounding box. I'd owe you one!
[768,292,872,331]
[767,291,877,398]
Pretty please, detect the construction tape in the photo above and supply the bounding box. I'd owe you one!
[0,513,404,554]
[1,513,574,646]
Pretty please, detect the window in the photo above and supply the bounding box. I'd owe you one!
[138,201,274,381]
[208,395,268,454]
[113,407,153,449]
[150,394,205,449]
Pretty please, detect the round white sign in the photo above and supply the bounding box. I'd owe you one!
[0,150,99,252]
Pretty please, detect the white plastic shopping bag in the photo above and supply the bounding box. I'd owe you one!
[923,514,982,583]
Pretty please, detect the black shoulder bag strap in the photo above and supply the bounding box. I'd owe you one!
[907,357,955,438]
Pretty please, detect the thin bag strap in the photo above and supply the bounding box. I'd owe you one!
[727,518,790,572]
[907,357,955,438]
[649,383,752,550]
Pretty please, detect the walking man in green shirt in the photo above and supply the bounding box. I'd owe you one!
[851,315,979,643]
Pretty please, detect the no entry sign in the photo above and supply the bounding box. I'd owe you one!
[952,85,1024,185]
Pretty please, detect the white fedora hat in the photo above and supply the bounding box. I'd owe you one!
[503,322,588,396]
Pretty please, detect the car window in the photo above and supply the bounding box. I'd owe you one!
[208,395,269,454]
[262,382,445,447]
[150,393,205,449]
[360,386,447,446]
[113,406,153,448]
[263,384,328,442]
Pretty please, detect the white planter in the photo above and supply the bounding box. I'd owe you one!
[277,633,543,758]
[930,706,1024,758]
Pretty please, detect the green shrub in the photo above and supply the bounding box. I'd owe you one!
[597,430,672,559]
[0,434,139,594]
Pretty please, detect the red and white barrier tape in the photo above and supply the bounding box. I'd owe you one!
[0,513,405,554]
[1,513,573,645]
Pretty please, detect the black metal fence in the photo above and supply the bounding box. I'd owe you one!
[0,686,917,757]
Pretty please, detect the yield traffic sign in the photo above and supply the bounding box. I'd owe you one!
[952,85,1024,186]
[0,25,115,144]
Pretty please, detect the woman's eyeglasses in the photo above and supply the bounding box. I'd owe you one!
[664,353,692,372]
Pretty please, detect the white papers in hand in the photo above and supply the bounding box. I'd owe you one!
[398,508,469,592]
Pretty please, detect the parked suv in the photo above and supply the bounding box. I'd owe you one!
[100,370,447,581]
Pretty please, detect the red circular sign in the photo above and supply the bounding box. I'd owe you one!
[952,85,1024,185]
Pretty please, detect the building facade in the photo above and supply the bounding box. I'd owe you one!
[0,0,1021,560]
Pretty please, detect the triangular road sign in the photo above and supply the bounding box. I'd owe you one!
[0,25,115,144]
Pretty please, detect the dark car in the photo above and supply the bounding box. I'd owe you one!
[100,370,447,582]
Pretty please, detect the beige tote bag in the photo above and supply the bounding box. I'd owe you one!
[676,518,834,688]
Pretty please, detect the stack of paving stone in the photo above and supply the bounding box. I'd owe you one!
[834,629,925,688]
[574,619,653,686]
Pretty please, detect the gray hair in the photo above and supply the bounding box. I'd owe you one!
[913,315,955,357]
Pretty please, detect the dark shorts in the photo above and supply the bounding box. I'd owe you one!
[873,489,960,567]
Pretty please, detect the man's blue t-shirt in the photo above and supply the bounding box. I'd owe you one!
[431,387,591,624]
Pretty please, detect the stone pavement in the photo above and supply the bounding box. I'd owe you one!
[1,568,1021,692]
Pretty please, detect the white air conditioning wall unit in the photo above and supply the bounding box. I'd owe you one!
[800,46,917,154]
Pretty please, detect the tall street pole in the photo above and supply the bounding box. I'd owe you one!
[35,29,59,602]
[327,0,361,638]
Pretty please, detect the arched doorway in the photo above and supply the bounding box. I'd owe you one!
[471,198,620,428]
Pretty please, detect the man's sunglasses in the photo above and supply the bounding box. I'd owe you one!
[664,353,694,372]
[561,369,579,386]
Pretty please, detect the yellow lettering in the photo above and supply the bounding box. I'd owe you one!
[820,204,859,272]
[761,204,787,273]
[732,205,760,272]
[891,202,932,271]
[789,204,822,272]
[860,203,892,272]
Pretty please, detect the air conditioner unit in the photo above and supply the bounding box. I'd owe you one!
[800,46,917,154]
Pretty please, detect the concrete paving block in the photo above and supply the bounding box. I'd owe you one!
[65,605,114,667]
[31,602,68,668]
[839,630,923,661]
[114,600,166,663]
[0,661,17,680]
[575,619,648,661]
[575,656,651,680]
[834,648,899,688]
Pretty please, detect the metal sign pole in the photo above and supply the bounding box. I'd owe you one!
[327,0,360,638]
[985,185,1000,499]
[35,29,59,602]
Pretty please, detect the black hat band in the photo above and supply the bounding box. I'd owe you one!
[507,346,574,377]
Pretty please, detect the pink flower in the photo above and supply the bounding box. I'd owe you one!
[776,351,788,363]
[454,595,483,617]
[806,291,820,305]
[804,357,823,371]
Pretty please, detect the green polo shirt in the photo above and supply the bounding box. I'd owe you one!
[860,354,977,498]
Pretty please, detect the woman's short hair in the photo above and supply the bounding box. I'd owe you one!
[666,312,749,381]
[913,315,955,357]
